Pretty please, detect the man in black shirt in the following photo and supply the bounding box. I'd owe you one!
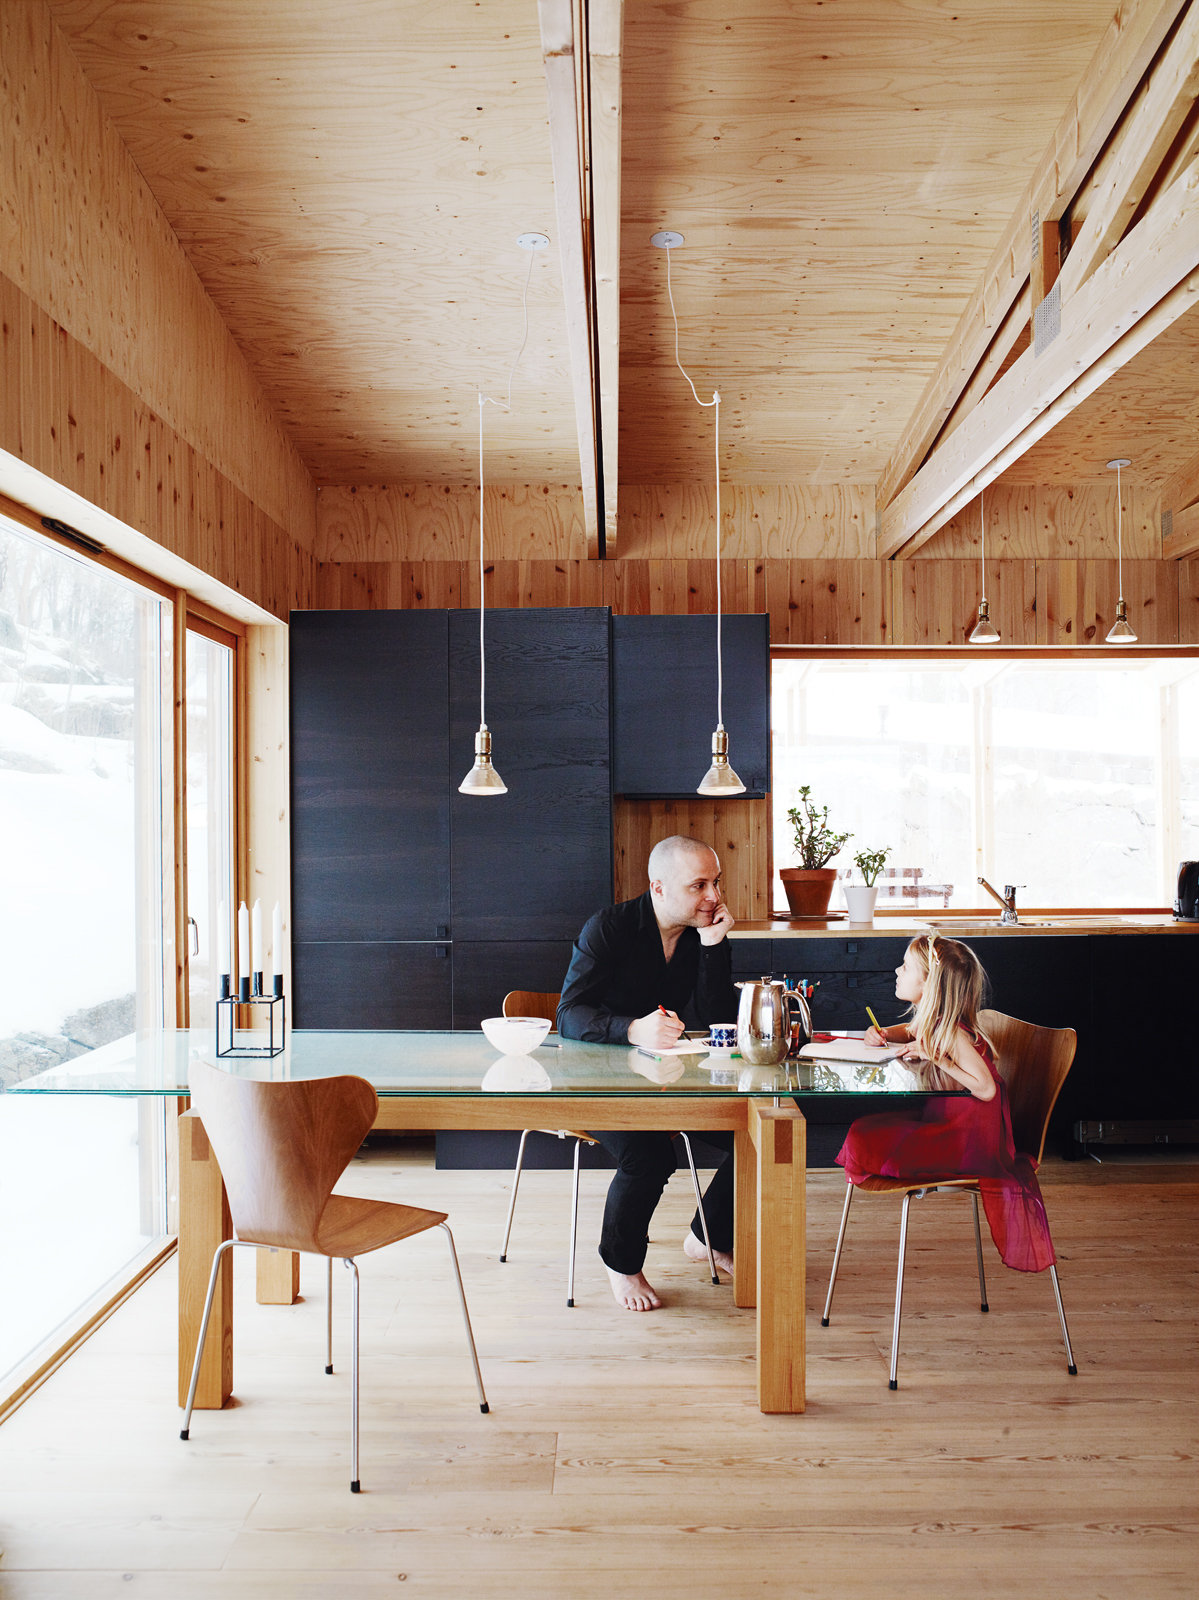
[557,835,739,1311]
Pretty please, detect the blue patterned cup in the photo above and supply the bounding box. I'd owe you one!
[708,1023,737,1050]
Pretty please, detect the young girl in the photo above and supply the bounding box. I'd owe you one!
[837,933,1056,1274]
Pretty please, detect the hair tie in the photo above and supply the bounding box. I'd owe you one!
[926,932,939,967]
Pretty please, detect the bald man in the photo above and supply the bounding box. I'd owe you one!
[556,836,739,1311]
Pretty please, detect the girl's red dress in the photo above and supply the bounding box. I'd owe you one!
[835,1030,1056,1273]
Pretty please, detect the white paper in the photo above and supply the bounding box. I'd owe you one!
[798,1038,906,1064]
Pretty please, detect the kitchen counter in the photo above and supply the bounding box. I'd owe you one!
[730,915,1197,938]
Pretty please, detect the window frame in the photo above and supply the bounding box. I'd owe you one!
[770,643,1199,916]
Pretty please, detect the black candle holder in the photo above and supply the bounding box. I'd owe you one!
[215,973,286,1058]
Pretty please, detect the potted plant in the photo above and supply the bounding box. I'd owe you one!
[779,788,852,916]
[843,846,891,923]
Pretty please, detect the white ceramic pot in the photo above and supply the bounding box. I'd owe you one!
[842,884,879,923]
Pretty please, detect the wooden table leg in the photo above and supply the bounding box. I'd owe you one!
[178,1112,233,1409]
[733,1127,757,1308]
[748,1100,806,1414]
[256,1249,300,1304]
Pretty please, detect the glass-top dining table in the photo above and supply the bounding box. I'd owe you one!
[14,1029,951,1416]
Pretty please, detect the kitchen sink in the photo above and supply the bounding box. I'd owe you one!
[918,916,1134,932]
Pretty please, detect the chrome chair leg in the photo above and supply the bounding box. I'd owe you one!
[567,1136,582,1306]
[499,1130,530,1262]
[678,1132,719,1285]
[180,1237,240,1440]
[344,1258,360,1493]
[822,1181,855,1327]
[326,1254,334,1373]
[1049,1263,1078,1375]
[971,1192,989,1313]
[889,1191,916,1390]
[439,1222,490,1413]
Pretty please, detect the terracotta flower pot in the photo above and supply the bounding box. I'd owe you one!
[778,867,838,917]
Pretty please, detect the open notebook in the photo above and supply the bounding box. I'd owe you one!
[797,1038,907,1065]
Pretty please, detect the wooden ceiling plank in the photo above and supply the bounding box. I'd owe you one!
[589,0,623,557]
[879,156,1199,558]
[1164,500,1199,554]
[539,0,600,557]
[929,286,1032,455]
[1160,447,1199,512]
[876,0,1190,512]
[1058,1,1199,302]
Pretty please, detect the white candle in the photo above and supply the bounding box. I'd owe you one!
[217,902,229,977]
[251,899,263,974]
[271,901,283,980]
[238,902,250,978]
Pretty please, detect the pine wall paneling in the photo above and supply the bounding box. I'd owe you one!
[0,273,315,622]
[0,3,315,549]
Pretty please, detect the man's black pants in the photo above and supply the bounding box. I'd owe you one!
[588,1129,735,1274]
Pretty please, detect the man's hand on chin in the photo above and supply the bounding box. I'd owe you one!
[697,901,735,946]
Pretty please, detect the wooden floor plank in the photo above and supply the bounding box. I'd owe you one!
[0,1156,1194,1598]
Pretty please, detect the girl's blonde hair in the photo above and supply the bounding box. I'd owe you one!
[905,934,993,1089]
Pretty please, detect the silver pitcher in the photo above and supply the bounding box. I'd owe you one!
[736,977,812,1067]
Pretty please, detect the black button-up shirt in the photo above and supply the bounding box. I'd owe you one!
[556,891,740,1044]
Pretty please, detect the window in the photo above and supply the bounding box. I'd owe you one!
[185,627,236,1027]
[772,656,1199,910]
[0,514,171,1386]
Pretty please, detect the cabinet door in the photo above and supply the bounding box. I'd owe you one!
[290,611,449,941]
[292,941,452,1029]
[611,614,770,798]
[452,940,576,1030]
[449,608,612,941]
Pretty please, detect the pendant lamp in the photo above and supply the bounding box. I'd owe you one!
[968,487,1000,644]
[652,231,745,796]
[458,232,548,795]
[458,394,508,795]
[1105,458,1137,643]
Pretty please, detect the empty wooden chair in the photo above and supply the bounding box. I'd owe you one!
[821,1008,1079,1388]
[180,1057,488,1492]
[499,990,720,1300]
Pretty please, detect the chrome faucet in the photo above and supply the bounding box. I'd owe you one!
[978,877,1023,925]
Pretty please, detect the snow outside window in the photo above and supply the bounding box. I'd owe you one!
[0,515,170,1385]
[772,657,1199,912]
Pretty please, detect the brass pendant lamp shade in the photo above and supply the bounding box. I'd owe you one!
[969,597,1001,645]
[697,725,745,795]
[1105,459,1137,643]
[968,488,1000,644]
[459,725,507,796]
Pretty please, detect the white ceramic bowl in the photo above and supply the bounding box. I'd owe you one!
[480,1015,552,1056]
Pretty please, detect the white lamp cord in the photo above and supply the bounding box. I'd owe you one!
[474,248,536,729]
[664,245,724,729]
[1116,461,1124,595]
[979,486,986,603]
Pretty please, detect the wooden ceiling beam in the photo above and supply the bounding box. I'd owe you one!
[879,157,1199,559]
[1059,1,1199,301]
[589,1,622,558]
[1161,445,1199,513]
[1164,501,1199,556]
[538,0,622,560]
[875,0,1189,514]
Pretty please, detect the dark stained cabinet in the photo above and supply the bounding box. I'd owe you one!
[293,941,452,1030]
[449,608,612,941]
[290,608,611,1032]
[611,614,771,798]
[290,610,450,941]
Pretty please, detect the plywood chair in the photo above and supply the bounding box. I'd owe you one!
[820,1009,1079,1389]
[180,1057,488,1492]
[499,990,720,1300]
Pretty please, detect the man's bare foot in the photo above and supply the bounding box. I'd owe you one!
[683,1231,734,1277]
[604,1266,662,1311]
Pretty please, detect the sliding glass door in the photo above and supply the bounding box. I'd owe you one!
[0,513,171,1385]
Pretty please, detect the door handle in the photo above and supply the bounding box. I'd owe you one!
[188,915,199,956]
